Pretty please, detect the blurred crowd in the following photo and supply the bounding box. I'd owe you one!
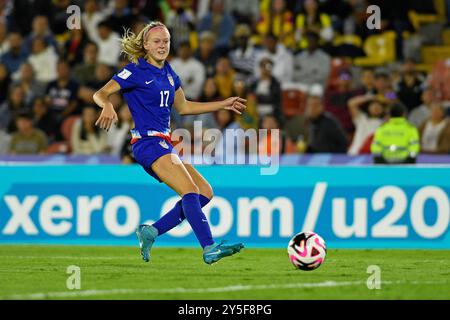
[0,0,450,163]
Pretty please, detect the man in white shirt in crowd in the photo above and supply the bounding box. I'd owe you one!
[254,33,293,84]
[170,41,206,101]
[347,93,386,155]
[92,20,121,68]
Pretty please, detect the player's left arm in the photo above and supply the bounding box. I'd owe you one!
[173,87,246,115]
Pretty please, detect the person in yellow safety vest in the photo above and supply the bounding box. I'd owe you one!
[371,103,420,164]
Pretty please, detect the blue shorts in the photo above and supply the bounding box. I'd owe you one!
[132,136,176,183]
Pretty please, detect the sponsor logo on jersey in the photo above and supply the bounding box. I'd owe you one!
[118,68,132,79]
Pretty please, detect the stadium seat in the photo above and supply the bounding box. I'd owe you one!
[408,0,447,31]
[284,137,298,154]
[332,34,362,48]
[421,46,450,65]
[354,31,396,67]
[326,57,352,90]
[281,88,307,119]
[442,29,450,46]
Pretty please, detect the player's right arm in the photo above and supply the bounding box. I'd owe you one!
[93,79,121,131]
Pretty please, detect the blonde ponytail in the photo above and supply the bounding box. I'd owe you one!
[120,21,167,64]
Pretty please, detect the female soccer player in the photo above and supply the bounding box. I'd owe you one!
[93,21,246,264]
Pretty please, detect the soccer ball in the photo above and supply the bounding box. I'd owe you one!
[287,232,327,271]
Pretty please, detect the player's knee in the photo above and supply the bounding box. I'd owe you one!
[183,182,199,195]
[201,183,214,200]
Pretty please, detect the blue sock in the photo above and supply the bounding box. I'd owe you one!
[181,193,215,248]
[153,194,210,236]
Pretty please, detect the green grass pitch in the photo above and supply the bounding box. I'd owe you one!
[0,245,449,300]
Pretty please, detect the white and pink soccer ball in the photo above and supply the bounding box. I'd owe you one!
[287,232,327,271]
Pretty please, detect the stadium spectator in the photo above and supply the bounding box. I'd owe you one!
[50,0,73,36]
[166,0,196,51]
[23,15,58,55]
[62,28,89,67]
[197,0,235,50]
[258,113,286,156]
[232,76,259,130]
[250,57,282,124]
[395,63,424,113]
[106,0,136,36]
[359,68,376,94]
[255,33,293,84]
[224,0,260,25]
[107,103,133,157]
[324,69,364,134]
[78,63,113,105]
[31,96,58,143]
[176,77,218,131]
[9,111,48,155]
[70,105,108,155]
[195,31,219,77]
[229,24,260,78]
[0,62,10,104]
[295,0,334,50]
[27,37,58,83]
[304,84,348,153]
[73,42,99,86]
[372,70,398,105]
[213,109,243,162]
[0,32,28,75]
[45,60,80,125]
[257,0,295,49]
[419,103,450,154]
[408,88,435,128]
[292,31,331,88]
[214,56,236,99]
[199,77,221,103]
[371,103,420,164]
[171,41,205,101]
[81,0,108,42]
[12,62,46,106]
[10,0,53,36]
[347,94,385,155]
[0,84,29,133]
[429,58,450,102]
[0,22,9,56]
[92,20,121,67]
[0,129,10,155]
[284,110,309,153]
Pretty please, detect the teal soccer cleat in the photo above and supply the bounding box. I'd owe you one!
[203,240,244,265]
[135,224,158,262]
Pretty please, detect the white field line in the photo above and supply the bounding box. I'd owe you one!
[1,280,448,300]
[0,255,136,260]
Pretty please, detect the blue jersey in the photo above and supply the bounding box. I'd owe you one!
[112,57,182,136]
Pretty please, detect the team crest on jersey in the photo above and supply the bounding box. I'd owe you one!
[167,74,174,86]
[159,140,169,149]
